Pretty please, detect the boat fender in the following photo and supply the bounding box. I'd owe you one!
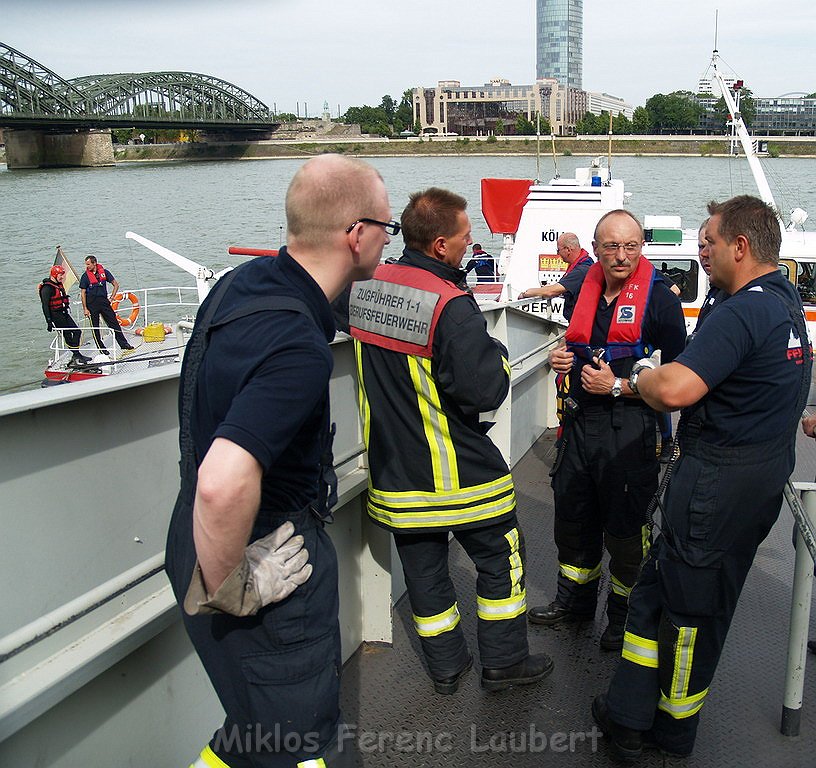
[111,292,141,327]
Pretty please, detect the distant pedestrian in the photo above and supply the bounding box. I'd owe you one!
[464,243,497,282]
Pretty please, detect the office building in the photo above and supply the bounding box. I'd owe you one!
[536,0,583,90]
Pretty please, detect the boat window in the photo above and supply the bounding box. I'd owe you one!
[793,261,816,303]
[649,259,699,303]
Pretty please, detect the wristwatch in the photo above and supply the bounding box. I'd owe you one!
[610,377,623,398]
[629,357,657,395]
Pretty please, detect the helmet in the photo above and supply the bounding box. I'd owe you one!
[50,265,66,280]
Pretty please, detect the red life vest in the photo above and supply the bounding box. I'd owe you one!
[39,278,70,311]
[565,256,656,362]
[85,265,109,285]
[563,249,592,276]
[349,264,466,357]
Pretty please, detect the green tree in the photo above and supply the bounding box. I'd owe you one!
[632,106,651,134]
[612,112,632,134]
[515,114,536,135]
[806,92,816,99]
[275,112,298,122]
[494,118,505,136]
[707,87,756,132]
[394,90,414,134]
[644,91,702,133]
[380,94,396,122]
[342,105,392,136]
[576,111,604,134]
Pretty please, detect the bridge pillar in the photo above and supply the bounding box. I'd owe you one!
[4,128,114,169]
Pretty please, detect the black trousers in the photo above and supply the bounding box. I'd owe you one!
[393,514,529,679]
[51,311,81,351]
[87,299,130,350]
[166,504,352,768]
[551,404,657,624]
[605,436,791,755]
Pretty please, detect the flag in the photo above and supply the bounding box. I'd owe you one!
[54,245,80,293]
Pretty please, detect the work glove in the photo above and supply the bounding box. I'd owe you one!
[183,521,313,617]
[47,321,54,332]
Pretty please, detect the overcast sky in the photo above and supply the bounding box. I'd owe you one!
[6,0,815,116]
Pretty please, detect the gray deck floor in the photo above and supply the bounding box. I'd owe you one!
[340,426,816,767]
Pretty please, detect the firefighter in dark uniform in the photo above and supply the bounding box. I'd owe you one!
[592,196,813,761]
[79,255,134,353]
[348,187,553,694]
[39,264,91,366]
[165,155,392,768]
[527,210,686,651]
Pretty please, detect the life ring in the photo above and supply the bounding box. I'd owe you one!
[111,292,141,327]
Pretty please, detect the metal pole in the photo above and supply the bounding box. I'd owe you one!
[781,483,816,736]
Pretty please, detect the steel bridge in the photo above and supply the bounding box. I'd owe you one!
[0,42,279,131]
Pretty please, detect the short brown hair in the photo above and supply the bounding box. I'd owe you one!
[285,155,384,249]
[707,195,781,265]
[401,187,467,252]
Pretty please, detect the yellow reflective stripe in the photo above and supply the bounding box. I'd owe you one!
[670,625,697,699]
[621,631,659,668]
[369,474,514,506]
[414,603,461,637]
[558,561,601,585]
[407,355,459,491]
[367,489,516,529]
[504,527,524,596]
[353,339,371,448]
[193,746,232,768]
[658,687,709,719]
[477,589,527,620]
[501,355,511,379]
[297,759,327,768]
[610,574,632,598]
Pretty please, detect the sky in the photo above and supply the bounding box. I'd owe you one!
[5,0,816,116]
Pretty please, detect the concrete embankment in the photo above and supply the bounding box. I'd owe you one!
[110,135,816,162]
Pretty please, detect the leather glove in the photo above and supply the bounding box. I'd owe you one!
[183,521,313,616]
[47,321,54,332]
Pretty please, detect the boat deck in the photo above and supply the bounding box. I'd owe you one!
[340,427,816,767]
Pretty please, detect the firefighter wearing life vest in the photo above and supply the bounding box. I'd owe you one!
[39,264,92,366]
[527,209,686,651]
[79,255,134,354]
[348,187,553,695]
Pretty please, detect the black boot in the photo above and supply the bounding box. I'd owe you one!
[432,654,473,695]
[528,600,594,625]
[481,653,554,691]
[591,694,643,763]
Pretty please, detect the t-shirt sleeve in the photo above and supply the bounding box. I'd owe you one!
[558,264,588,295]
[213,335,332,471]
[79,274,89,290]
[675,300,753,389]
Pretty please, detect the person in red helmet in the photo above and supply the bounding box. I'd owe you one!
[39,264,92,366]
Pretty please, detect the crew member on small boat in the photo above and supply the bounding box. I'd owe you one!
[527,210,686,651]
[518,233,594,321]
[39,264,92,366]
[79,255,134,353]
[165,155,390,768]
[348,187,553,695]
[464,242,497,282]
[593,196,813,761]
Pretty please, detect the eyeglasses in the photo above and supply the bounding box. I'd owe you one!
[600,242,640,255]
[345,218,401,236]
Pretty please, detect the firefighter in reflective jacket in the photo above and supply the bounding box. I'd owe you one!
[39,265,91,366]
[527,210,686,651]
[348,187,553,695]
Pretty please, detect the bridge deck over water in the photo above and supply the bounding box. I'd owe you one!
[341,426,816,768]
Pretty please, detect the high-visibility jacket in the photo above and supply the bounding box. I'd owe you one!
[349,253,516,533]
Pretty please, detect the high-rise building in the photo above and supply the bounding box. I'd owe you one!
[536,0,583,91]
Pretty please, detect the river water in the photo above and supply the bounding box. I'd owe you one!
[3,153,816,392]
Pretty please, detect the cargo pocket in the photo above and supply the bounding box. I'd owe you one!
[658,555,722,617]
[686,464,720,543]
[241,631,341,756]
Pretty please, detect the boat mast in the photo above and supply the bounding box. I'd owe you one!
[710,50,778,215]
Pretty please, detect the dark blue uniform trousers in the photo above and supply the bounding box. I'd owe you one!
[393,514,529,679]
[605,436,791,755]
[167,504,351,767]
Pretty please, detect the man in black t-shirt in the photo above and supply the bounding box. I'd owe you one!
[464,242,497,282]
[165,155,392,768]
[527,212,686,651]
[593,196,812,761]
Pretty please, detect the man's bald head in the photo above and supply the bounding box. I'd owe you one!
[286,155,385,249]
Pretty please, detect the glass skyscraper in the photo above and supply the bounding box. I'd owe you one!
[536,0,582,91]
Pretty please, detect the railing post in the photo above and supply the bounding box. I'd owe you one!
[781,482,816,736]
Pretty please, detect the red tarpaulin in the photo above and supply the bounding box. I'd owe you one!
[481,178,532,235]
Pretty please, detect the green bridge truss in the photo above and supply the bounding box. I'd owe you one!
[0,42,276,128]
